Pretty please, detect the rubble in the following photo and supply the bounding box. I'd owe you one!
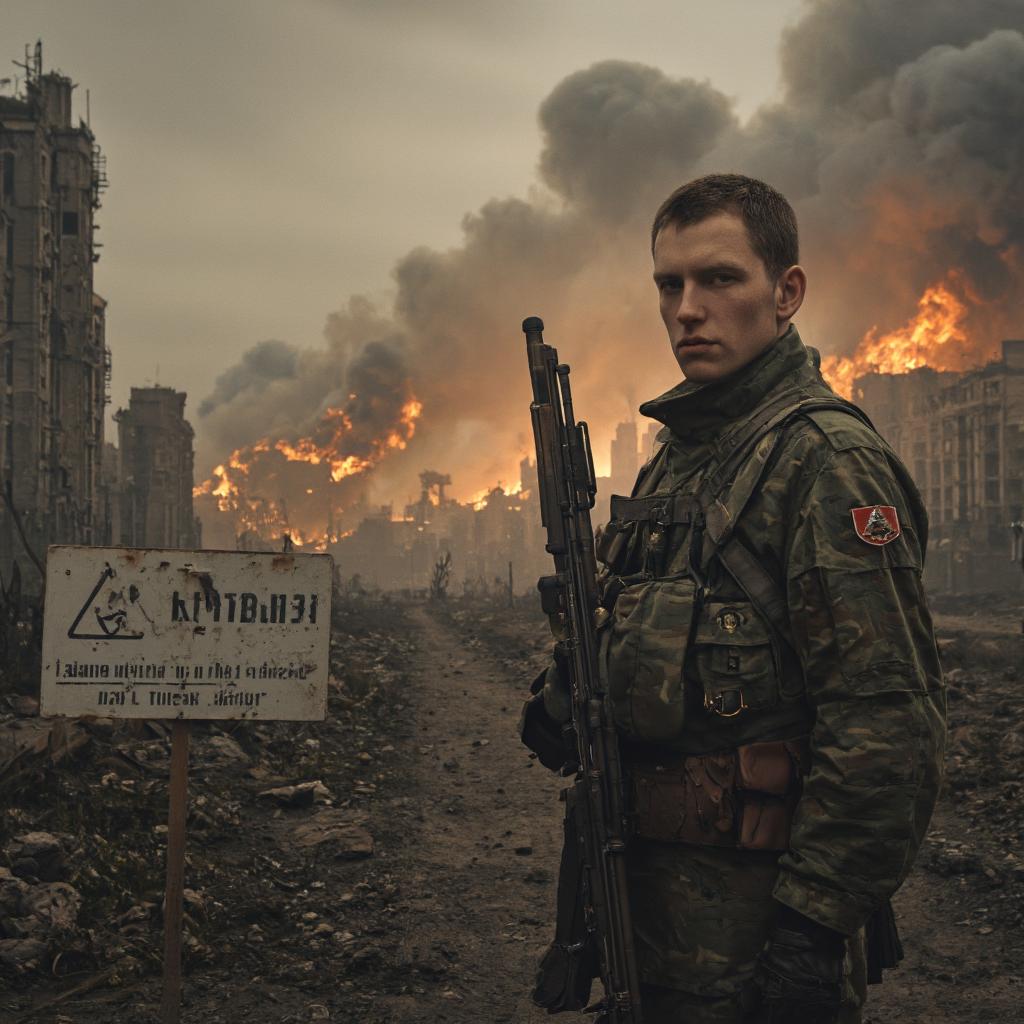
[0,594,414,1021]
[0,717,90,781]
[0,592,1020,1023]
[0,863,82,973]
[6,830,68,881]
[291,810,374,860]
[258,780,333,807]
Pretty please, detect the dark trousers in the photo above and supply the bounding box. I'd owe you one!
[628,840,866,1024]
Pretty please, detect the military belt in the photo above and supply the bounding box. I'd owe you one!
[609,493,694,527]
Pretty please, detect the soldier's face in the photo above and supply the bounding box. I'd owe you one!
[653,211,797,383]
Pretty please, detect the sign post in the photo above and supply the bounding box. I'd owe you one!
[40,546,333,1022]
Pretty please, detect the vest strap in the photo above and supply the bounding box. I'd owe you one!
[609,493,695,526]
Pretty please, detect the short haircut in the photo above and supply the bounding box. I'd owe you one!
[651,173,799,281]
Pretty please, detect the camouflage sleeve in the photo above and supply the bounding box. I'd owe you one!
[773,441,946,936]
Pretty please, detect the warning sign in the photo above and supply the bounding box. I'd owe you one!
[40,547,333,721]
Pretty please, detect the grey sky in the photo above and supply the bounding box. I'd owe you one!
[4,0,802,448]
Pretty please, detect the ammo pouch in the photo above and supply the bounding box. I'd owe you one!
[602,576,697,743]
[532,782,600,1012]
[630,737,809,850]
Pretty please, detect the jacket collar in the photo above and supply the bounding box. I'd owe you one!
[639,325,821,442]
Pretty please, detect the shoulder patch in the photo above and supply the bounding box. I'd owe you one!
[851,505,901,546]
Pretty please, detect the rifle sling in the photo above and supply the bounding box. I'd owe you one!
[699,394,877,651]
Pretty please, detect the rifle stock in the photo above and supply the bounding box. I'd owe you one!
[522,316,643,1023]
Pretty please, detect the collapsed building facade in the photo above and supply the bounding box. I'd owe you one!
[331,461,549,597]
[856,339,1024,593]
[0,46,109,589]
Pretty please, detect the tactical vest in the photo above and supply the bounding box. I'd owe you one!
[595,385,927,746]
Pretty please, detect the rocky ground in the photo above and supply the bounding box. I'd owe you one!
[0,590,1021,1023]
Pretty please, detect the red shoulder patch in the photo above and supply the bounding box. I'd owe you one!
[851,505,901,546]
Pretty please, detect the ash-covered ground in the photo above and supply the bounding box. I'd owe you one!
[0,590,1021,1023]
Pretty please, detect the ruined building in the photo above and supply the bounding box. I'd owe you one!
[112,387,200,550]
[856,340,1024,593]
[0,45,109,587]
[608,420,640,499]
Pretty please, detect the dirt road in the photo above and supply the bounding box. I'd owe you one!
[371,603,563,1023]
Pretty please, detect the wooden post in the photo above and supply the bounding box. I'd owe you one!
[161,719,190,1024]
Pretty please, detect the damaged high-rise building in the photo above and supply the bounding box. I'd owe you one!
[112,386,201,550]
[0,44,109,589]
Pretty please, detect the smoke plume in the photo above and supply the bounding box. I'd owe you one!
[198,0,1024,524]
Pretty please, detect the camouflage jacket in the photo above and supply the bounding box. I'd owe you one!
[596,325,946,936]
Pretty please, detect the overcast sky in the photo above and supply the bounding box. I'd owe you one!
[4,0,803,447]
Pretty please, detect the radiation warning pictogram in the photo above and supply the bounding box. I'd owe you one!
[851,505,901,546]
[67,565,146,640]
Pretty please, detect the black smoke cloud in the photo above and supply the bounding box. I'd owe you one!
[537,64,736,220]
[198,339,297,417]
[199,0,1024,508]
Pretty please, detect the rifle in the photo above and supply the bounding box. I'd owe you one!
[522,316,643,1023]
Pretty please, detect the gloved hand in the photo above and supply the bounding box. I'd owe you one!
[754,906,845,1024]
[518,653,577,773]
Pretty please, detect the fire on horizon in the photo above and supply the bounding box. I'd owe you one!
[194,269,1005,552]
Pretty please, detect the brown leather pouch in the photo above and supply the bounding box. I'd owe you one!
[736,737,809,851]
[631,752,738,845]
[737,798,792,850]
[737,740,796,795]
[631,737,810,851]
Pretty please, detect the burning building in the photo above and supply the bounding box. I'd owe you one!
[0,44,109,589]
[813,272,1023,593]
[856,340,1024,594]
[110,386,201,550]
[194,352,422,552]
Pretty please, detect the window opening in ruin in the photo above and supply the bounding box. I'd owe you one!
[61,211,79,236]
[2,154,13,198]
[5,224,12,263]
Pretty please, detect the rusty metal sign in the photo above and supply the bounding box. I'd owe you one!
[40,546,332,720]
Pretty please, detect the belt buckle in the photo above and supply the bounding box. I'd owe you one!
[705,690,748,717]
[648,495,673,527]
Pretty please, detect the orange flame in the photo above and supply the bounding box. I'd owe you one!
[469,482,523,512]
[194,393,423,546]
[820,277,982,399]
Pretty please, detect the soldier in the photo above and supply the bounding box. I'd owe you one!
[525,174,946,1024]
